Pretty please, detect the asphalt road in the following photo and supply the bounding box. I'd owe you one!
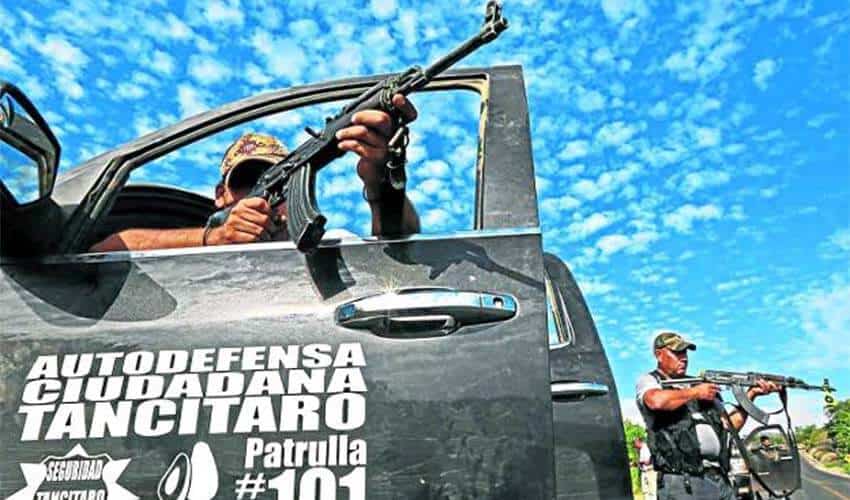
[789,455,850,500]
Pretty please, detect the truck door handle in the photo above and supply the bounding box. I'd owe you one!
[335,287,517,338]
[551,381,609,401]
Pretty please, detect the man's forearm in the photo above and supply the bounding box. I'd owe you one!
[727,408,747,430]
[643,387,700,411]
[369,196,420,236]
[89,228,205,252]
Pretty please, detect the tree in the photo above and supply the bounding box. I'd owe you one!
[826,398,850,457]
[624,420,647,494]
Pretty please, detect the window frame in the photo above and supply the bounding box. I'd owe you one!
[61,74,490,254]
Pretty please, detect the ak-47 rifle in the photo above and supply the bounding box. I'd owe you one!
[207,1,508,253]
[659,369,835,425]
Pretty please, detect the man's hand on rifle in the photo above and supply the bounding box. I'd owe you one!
[210,94,420,245]
[336,94,418,197]
[747,379,782,400]
[206,197,274,245]
[691,383,721,401]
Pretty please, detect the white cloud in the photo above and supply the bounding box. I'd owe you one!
[422,208,451,227]
[753,58,778,90]
[579,277,617,296]
[600,0,649,24]
[148,50,175,76]
[597,234,631,256]
[177,84,210,118]
[558,140,590,161]
[760,187,778,198]
[826,227,850,253]
[188,55,233,85]
[161,13,194,40]
[596,121,640,147]
[370,0,397,20]
[715,276,762,292]
[250,30,308,82]
[331,45,364,75]
[397,10,418,47]
[592,46,615,65]
[288,20,317,41]
[744,164,776,176]
[572,162,641,201]
[576,87,606,112]
[686,94,723,118]
[203,1,245,26]
[648,101,668,118]
[806,113,837,129]
[417,178,444,196]
[564,164,586,177]
[419,160,450,178]
[662,203,723,233]
[566,212,620,241]
[115,82,147,100]
[816,227,850,260]
[56,68,84,100]
[639,145,687,168]
[540,195,581,219]
[794,275,850,368]
[694,126,721,148]
[243,63,272,86]
[37,34,88,68]
[0,46,22,74]
[679,169,731,195]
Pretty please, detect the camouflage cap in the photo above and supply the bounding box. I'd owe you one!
[653,331,696,352]
[220,133,288,185]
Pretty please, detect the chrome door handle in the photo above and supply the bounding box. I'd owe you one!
[551,381,609,401]
[335,287,517,338]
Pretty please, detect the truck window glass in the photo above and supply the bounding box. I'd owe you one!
[546,273,574,347]
[0,141,40,204]
[125,89,480,238]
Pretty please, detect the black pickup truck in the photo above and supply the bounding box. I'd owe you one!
[0,67,631,499]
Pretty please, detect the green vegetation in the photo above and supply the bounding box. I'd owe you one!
[624,420,647,496]
[796,398,850,474]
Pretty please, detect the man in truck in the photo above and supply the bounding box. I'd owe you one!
[90,95,420,252]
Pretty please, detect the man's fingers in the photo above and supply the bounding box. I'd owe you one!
[392,94,417,122]
[238,197,271,213]
[336,125,386,148]
[338,140,387,162]
[233,207,271,228]
[231,219,266,237]
[349,110,393,137]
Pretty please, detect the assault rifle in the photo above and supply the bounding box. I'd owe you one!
[659,369,835,425]
[207,1,508,253]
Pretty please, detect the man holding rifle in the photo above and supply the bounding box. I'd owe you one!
[636,331,781,499]
[90,95,420,252]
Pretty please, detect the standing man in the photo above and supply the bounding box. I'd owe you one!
[635,437,657,500]
[635,332,779,499]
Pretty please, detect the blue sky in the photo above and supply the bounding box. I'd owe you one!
[2,0,848,427]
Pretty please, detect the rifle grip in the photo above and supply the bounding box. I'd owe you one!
[286,163,326,253]
[206,207,231,228]
[732,384,769,425]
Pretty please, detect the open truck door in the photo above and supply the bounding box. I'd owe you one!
[0,68,560,499]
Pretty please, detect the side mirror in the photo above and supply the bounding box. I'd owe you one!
[0,81,61,205]
[743,424,801,497]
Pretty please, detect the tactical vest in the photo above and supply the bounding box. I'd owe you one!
[645,370,731,475]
